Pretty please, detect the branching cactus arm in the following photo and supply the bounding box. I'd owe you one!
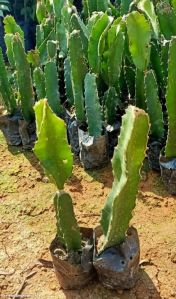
[34,99,73,190]
[54,191,82,251]
[165,38,176,158]
[101,106,149,250]
[156,1,176,40]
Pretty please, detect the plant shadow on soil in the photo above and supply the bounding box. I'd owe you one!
[7,144,45,178]
[60,269,162,299]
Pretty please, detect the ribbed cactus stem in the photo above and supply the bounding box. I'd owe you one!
[44,61,62,115]
[84,73,103,137]
[69,30,88,123]
[144,70,164,140]
[33,67,46,101]
[0,47,16,114]
[165,37,176,158]
[126,11,151,71]
[54,191,81,251]
[101,106,149,250]
[13,34,34,122]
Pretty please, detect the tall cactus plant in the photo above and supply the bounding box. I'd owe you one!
[12,34,34,122]
[34,99,81,252]
[69,30,88,123]
[100,106,149,250]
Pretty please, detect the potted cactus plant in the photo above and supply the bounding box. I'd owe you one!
[34,99,95,290]
[0,16,35,148]
[93,105,150,290]
[159,37,176,194]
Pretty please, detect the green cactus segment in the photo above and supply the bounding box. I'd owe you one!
[44,61,62,115]
[125,66,135,99]
[104,87,120,125]
[12,34,34,122]
[33,67,46,101]
[47,40,57,59]
[70,13,88,56]
[161,41,169,78]
[120,0,132,14]
[36,1,47,23]
[101,106,149,249]
[138,0,159,39]
[172,0,176,14]
[144,70,164,140]
[69,30,88,123]
[54,191,81,251]
[88,13,110,74]
[165,38,176,158]
[4,34,15,68]
[84,73,102,137]
[150,43,164,88]
[135,69,146,110]
[4,16,24,43]
[64,57,74,106]
[34,99,73,189]
[0,48,16,114]
[83,0,97,17]
[53,0,65,20]
[56,22,68,58]
[36,24,44,49]
[126,11,151,71]
[87,12,103,37]
[108,26,124,88]
[97,0,109,12]
[156,1,176,40]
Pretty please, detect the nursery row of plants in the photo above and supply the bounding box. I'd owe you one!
[0,0,176,291]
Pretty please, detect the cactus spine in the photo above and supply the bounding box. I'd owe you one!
[84,73,103,137]
[12,34,34,122]
[165,38,176,158]
[0,48,16,114]
[69,30,88,123]
[54,191,81,251]
[101,106,149,250]
[144,70,164,140]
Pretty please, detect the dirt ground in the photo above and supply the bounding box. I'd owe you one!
[0,131,176,299]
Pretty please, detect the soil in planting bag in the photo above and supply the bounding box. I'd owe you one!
[78,129,109,170]
[106,122,121,157]
[50,227,95,290]
[93,226,140,290]
[160,156,176,195]
[148,141,163,171]
[0,114,21,146]
[18,119,36,150]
